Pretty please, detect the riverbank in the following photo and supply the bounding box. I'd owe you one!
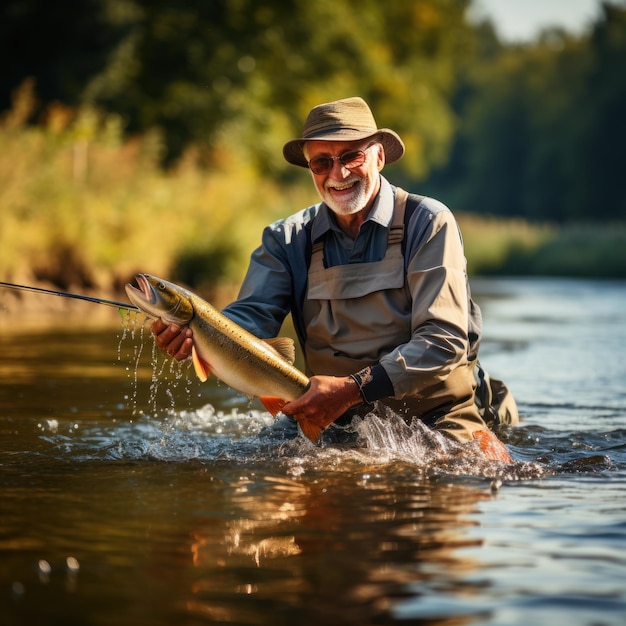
[3,100,625,308]
[2,219,625,320]
[459,217,626,278]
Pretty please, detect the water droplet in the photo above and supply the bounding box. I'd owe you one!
[11,581,25,598]
[66,556,80,573]
[490,479,503,493]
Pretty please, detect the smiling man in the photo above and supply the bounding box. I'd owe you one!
[152,96,519,460]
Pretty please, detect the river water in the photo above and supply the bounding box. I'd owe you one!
[1,277,625,626]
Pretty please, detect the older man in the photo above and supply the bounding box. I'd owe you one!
[153,97,518,459]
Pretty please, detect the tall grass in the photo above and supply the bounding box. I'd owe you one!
[0,81,314,299]
[459,214,626,278]
[1,81,624,310]
[457,214,553,276]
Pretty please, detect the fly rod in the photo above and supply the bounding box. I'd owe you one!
[0,280,140,311]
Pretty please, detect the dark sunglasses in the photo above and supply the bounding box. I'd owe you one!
[307,144,376,175]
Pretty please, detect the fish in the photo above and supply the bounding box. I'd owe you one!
[124,274,322,443]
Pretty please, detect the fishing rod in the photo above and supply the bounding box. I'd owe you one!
[0,280,140,311]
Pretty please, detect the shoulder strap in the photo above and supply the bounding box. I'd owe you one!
[388,187,407,245]
[400,189,425,256]
[306,188,426,267]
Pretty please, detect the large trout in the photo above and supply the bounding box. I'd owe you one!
[125,274,320,443]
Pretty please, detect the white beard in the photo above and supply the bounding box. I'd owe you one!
[321,176,370,216]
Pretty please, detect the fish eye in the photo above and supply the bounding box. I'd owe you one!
[158,282,166,290]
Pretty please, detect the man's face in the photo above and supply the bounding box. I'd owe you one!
[304,140,385,217]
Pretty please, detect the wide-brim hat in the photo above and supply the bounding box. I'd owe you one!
[283,97,405,168]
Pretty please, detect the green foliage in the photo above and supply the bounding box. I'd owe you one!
[457,214,553,275]
[442,2,626,222]
[1,0,626,289]
[460,216,626,279]
[171,244,237,292]
[1,0,477,180]
[0,80,315,292]
[4,1,624,221]
[0,80,622,296]
[501,225,626,278]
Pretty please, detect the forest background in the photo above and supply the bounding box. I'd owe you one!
[1,0,625,305]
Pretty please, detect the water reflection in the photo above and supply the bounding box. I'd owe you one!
[0,456,499,625]
[2,279,626,626]
[184,471,491,624]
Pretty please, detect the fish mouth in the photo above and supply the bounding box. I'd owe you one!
[125,273,190,323]
[135,274,155,302]
[125,274,155,304]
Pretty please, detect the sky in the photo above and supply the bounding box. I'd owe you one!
[472,0,611,42]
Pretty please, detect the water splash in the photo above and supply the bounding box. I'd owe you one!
[109,315,545,479]
[117,310,149,412]
[33,395,551,481]
[116,312,202,418]
[274,407,545,481]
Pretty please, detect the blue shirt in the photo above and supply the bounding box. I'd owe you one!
[222,177,400,342]
[222,176,481,401]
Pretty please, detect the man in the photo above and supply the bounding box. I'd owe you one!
[153,97,518,460]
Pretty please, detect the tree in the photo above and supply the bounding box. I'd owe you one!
[435,2,626,223]
[573,3,626,220]
[1,0,478,176]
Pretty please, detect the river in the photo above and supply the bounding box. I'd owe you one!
[1,277,625,625]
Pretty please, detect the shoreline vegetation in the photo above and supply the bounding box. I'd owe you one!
[1,88,625,317]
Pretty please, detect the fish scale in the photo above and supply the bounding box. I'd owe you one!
[125,274,320,443]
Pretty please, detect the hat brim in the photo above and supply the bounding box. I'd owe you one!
[283,128,405,169]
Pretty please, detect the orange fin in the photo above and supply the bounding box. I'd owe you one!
[296,420,323,446]
[473,430,512,463]
[258,396,322,445]
[191,346,211,382]
[260,396,287,417]
[263,337,296,364]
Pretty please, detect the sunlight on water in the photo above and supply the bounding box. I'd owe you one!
[35,397,545,484]
[108,311,545,481]
[2,279,625,626]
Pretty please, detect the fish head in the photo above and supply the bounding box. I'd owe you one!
[125,274,194,325]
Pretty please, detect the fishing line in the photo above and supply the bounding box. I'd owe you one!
[0,280,140,311]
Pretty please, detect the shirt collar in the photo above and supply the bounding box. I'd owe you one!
[311,176,395,242]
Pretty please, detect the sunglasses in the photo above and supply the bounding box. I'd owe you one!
[307,143,376,175]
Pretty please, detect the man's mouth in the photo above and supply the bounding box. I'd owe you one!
[326,178,359,193]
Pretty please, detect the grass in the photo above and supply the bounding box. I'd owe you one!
[460,214,626,278]
[457,214,553,276]
[0,81,314,302]
[1,81,624,311]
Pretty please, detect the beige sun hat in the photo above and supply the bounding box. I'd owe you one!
[283,97,405,168]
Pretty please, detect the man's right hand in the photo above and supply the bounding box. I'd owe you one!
[151,318,193,361]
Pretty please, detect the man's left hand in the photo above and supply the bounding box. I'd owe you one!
[281,375,362,433]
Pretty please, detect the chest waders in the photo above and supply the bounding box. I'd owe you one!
[302,188,495,443]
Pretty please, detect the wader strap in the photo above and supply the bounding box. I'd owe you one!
[311,188,409,267]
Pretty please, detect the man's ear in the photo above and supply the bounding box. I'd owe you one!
[376,143,386,170]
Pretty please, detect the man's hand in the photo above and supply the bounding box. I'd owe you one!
[151,318,193,361]
[281,375,362,433]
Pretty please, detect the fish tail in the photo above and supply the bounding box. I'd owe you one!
[259,397,322,445]
[472,429,512,463]
[296,420,323,446]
